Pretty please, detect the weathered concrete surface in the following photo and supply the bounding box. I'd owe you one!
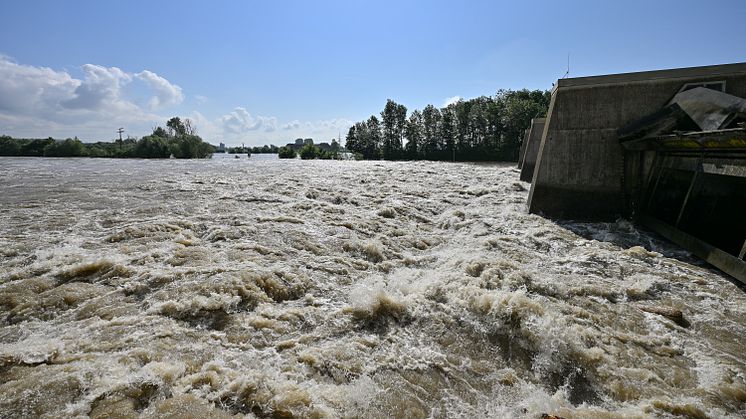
[519,118,545,182]
[517,129,529,169]
[528,62,746,220]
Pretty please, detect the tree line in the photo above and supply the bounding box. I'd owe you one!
[345,89,550,161]
[0,117,213,159]
[224,144,281,154]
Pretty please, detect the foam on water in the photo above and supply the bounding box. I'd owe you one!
[0,157,744,418]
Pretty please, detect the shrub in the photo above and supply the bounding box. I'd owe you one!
[43,138,86,157]
[278,146,297,159]
[134,135,171,158]
[169,134,213,159]
[299,144,321,160]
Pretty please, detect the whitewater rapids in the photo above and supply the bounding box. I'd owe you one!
[0,156,744,418]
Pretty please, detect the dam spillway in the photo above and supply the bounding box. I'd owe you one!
[524,62,746,283]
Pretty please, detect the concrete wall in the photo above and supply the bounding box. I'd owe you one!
[519,118,545,182]
[517,129,529,169]
[527,62,746,220]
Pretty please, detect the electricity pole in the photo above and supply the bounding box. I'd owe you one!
[117,128,125,151]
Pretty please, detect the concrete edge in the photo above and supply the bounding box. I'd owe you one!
[557,62,746,88]
[527,91,558,211]
[640,214,746,285]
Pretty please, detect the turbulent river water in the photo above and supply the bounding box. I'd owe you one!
[0,156,744,418]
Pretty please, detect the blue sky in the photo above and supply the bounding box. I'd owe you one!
[1,0,744,145]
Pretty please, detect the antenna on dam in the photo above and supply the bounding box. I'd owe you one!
[562,53,570,79]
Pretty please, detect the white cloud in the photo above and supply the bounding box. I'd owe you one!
[205,108,352,147]
[63,64,132,110]
[135,70,184,110]
[187,110,219,138]
[282,120,300,130]
[309,118,354,134]
[220,107,277,134]
[0,55,353,146]
[442,95,462,107]
[194,95,208,104]
[0,56,80,116]
[0,55,184,139]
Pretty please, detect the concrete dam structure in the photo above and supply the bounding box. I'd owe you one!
[518,117,545,182]
[524,62,746,283]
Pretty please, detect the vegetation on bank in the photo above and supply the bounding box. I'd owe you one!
[0,117,213,159]
[345,89,550,161]
[277,138,343,160]
[1,89,549,163]
[298,143,342,160]
[224,144,280,154]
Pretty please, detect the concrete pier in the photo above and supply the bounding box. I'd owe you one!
[517,129,529,169]
[519,118,545,182]
[528,62,746,220]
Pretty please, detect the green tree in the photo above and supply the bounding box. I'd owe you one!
[299,143,321,159]
[0,136,21,156]
[364,116,382,159]
[278,146,297,158]
[344,88,550,162]
[421,104,441,159]
[134,135,171,158]
[43,138,86,157]
[404,110,423,159]
[344,125,358,154]
[453,99,472,155]
[22,138,55,156]
[440,107,456,161]
[345,118,380,160]
[467,97,492,159]
[380,99,407,160]
[499,89,550,160]
[166,117,186,136]
[169,134,212,158]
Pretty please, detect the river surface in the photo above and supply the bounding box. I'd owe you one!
[0,156,744,418]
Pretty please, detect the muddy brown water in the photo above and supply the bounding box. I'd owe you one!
[0,156,744,418]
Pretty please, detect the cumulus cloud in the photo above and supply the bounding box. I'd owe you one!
[220,107,277,134]
[135,70,184,110]
[442,95,462,107]
[0,56,80,115]
[187,110,219,139]
[0,55,353,145]
[209,108,352,147]
[282,120,301,130]
[0,55,183,139]
[309,118,354,134]
[63,64,132,110]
